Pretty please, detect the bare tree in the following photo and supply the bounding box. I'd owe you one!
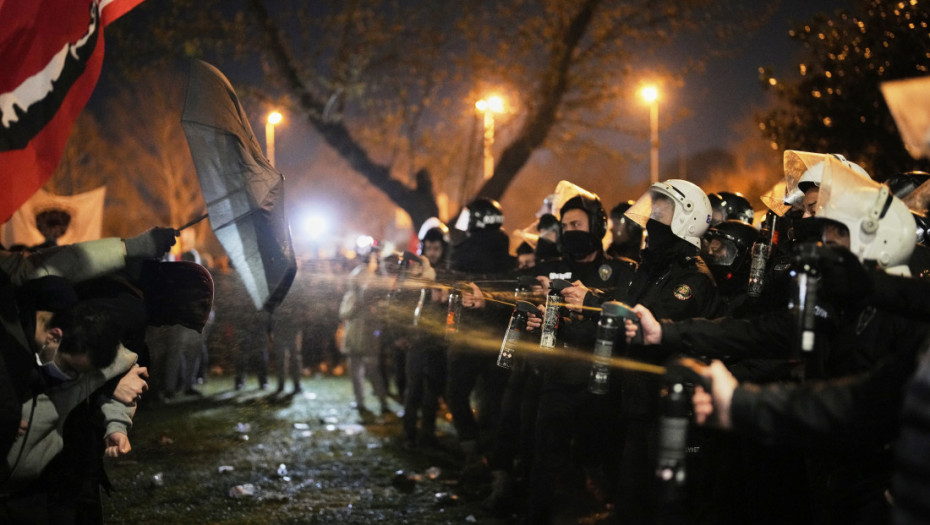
[108,0,765,229]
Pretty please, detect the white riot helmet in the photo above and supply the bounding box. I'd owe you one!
[817,155,916,269]
[625,179,711,249]
[783,150,868,207]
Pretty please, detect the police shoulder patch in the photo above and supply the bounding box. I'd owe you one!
[599,264,613,281]
[673,284,692,301]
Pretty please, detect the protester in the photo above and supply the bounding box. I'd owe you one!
[339,248,390,420]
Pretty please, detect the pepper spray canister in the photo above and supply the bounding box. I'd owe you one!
[497,301,537,369]
[589,301,635,395]
[540,279,572,349]
[445,288,463,340]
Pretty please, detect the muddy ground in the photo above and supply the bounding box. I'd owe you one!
[101,375,516,524]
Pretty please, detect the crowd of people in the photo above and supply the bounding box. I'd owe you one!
[340,149,930,524]
[3,147,930,524]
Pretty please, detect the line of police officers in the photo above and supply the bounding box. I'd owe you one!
[377,149,930,524]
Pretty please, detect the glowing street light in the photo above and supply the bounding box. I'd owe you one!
[476,95,505,180]
[266,111,283,168]
[640,85,660,184]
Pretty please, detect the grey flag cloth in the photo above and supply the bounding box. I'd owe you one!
[181,59,296,312]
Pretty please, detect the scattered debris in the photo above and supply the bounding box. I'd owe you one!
[236,422,251,433]
[426,466,441,480]
[218,465,235,474]
[434,492,459,505]
[339,424,365,436]
[150,472,164,488]
[391,470,417,493]
[228,483,256,499]
[293,423,310,430]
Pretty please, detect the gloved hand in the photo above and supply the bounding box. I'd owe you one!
[124,227,178,259]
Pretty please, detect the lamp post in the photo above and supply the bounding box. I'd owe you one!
[266,111,282,168]
[476,96,504,180]
[640,85,659,184]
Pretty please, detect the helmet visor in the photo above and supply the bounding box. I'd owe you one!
[817,155,880,225]
[701,237,740,267]
[760,181,792,216]
[552,180,600,219]
[624,189,677,229]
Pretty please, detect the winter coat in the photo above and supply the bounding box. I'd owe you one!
[2,345,138,492]
[338,263,380,357]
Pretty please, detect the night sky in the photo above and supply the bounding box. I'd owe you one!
[90,0,858,251]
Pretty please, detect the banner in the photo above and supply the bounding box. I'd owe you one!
[0,0,145,223]
[0,186,106,249]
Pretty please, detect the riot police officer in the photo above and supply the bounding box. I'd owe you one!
[522,181,636,523]
[630,157,925,524]
[446,198,515,460]
[402,219,451,448]
[615,178,718,523]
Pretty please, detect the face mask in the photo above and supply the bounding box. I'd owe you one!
[789,217,823,244]
[561,230,599,260]
[535,239,561,260]
[645,219,677,251]
[40,359,75,383]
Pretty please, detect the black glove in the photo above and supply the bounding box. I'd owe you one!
[124,227,178,259]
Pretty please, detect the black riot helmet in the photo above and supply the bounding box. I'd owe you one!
[914,211,930,247]
[454,197,504,232]
[559,195,608,241]
[417,217,450,264]
[609,200,634,222]
[708,192,754,226]
[701,220,758,273]
[882,171,930,199]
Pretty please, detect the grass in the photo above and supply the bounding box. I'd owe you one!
[102,375,501,524]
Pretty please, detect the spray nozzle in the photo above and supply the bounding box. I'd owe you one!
[550,279,573,292]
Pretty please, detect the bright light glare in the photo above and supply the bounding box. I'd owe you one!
[640,85,659,103]
[356,235,374,250]
[268,111,283,125]
[303,214,328,239]
[476,95,504,113]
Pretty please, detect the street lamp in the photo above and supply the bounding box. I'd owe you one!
[476,96,504,180]
[266,111,282,168]
[640,85,659,184]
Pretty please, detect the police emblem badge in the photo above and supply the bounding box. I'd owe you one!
[598,264,613,281]
[673,284,692,301]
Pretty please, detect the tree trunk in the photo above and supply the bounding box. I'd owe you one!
[247,0,439,229]
[475,0,601,201]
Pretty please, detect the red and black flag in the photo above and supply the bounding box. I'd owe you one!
[0,0,145,223]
